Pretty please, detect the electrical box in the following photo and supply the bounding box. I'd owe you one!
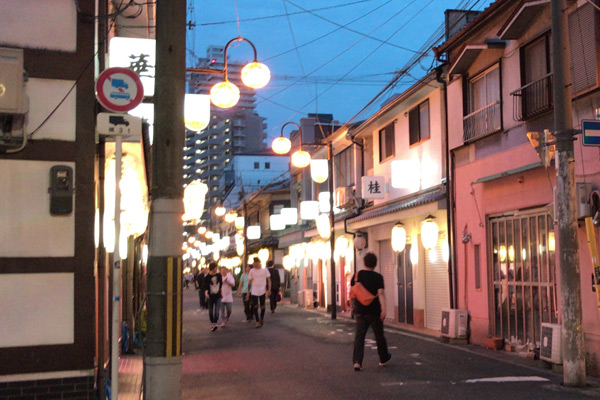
[540,323,562,364]
[49,165,74,215]
[441,308,468,338]
[0,48,25,114]
[576,182,592,219]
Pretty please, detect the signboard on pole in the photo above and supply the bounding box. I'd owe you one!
[96,67,144,113]
[582,119,600,146]
[96,112,142,136]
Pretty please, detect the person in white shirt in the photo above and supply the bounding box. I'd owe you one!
[246,257,271,328]
[220,267,235,327]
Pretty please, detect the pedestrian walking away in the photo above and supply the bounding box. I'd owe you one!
[203,262,223,331]
[220,267,235,327]
[351,252,391,371]
[246,257,271,328]
[267,260,281,313]
[237,264,253,322]
[195,267,208,310]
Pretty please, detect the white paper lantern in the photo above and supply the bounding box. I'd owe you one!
[281,207,298,225]
[391,223,407,252]
[317,214,331,239]
[421,216,439,250]
[270,214,285,231]
[310,159,328,183]
[300,200,320,220]
[235,216,245,229]
[184,93,210,132]
[318,191,331,213]
[247,225,261,240]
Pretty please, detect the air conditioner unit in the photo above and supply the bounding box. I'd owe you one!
[441,308,468,338]
[576,182,592,219]
[335,186,354,209]
[540,322,562,364]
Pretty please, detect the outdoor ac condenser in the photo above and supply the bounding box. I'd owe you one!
[441,308,468,338]
[540,322,562,364]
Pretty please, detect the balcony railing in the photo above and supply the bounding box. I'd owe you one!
[510,73,553,121]
[463,100,502,143]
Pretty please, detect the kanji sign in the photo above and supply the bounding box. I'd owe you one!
[362,176,385,199]
[96,67,144,113]
[109,37,156,96]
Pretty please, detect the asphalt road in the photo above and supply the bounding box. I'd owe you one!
[181,288,600,400]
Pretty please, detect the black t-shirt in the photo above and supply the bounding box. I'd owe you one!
[351,269,384,315]
[268,268,281,291]
[203,273,222,300]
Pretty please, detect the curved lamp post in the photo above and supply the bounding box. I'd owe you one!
[271,121,338,319]
[187,37,271,109]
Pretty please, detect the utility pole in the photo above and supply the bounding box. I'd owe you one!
[144,0,186,399]
[328,143,336,320]
[551,0,586,386]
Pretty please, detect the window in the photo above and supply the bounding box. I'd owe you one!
[265,162,270,169]
[334,146,355,187]
[569,2,598,94]
[409,99,430,145]
[464,64,501,141]
[378,122,395,162]
[254,162,259,169]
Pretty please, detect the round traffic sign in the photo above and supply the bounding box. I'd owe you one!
[96,67,144,112]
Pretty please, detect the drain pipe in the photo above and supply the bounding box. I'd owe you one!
[436,66,457,310]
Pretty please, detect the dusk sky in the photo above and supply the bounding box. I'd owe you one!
[187,0,496,142]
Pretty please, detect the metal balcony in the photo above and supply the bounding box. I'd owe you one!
[510,73,553,121]
[463,100,502,143]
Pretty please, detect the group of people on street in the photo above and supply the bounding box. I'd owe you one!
[192,251,391,372]
[194,257,281,331]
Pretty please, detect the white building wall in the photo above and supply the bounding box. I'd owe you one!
[27,79,77,141]
[0,0,77,52]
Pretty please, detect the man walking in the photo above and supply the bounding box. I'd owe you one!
[194,267,207,309]
[351,252,391,371]
[246,257,271,328]
[203,262,222,332]
[267,260,281,313]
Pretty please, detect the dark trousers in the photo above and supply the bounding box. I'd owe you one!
[269,288,280,312]
[353,314,389,365]
[208,297,221,324]
[242,293,252,320]
[250,294,266,322]
[198,290,207,309]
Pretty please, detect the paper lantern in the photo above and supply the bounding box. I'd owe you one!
[247,225,261,240]
[270,214,285,231]
[391,223,406,252]
[410,244,418,265]
[281,207,298,225]
[283,255,295,271]
[421,216,439,250]
[319,191,331,213]
[310,159,328,183]
[183,180,208,221]
[214,206,226,216]
[258,248,270,263]
[300,201,320,220]
[316,214,331,239]
[235,216,245,229]
[184,94,210,132]
[224,211,237,223]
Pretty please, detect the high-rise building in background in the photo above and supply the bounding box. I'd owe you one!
[185,45,267,226]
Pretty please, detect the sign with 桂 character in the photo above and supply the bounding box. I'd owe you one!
[362,176,386,199]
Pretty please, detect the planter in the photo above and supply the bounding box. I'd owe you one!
[485,336,503,350]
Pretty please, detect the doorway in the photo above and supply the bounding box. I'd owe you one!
[397,243,414,324]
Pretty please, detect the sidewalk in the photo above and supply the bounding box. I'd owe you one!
[118,353,143,400]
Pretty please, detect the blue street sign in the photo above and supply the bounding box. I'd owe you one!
[582,120,600,146]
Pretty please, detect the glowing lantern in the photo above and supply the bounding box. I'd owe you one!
[270,214,285,231]
[283,255,295,271]
[198,226,207,235]
[300,201,320,220]
[281,207,298,225]
[410,243,419,265]
[391,223,406,252]
[499,246,507,263]
[271,136,292,155]
[548,231,555,252]
[210,81,240,109]
[215,206,227,217]
[291,149,311,168]
[317,214,331,239]
[247,225,261,240]
[258,248,270,263]
[421,216,439,250]
[182,180,208,221]
[310,159,328,183]
[235,216,245,229]
[241,62,271,88]
[224,211,238,223]
[184,94,210,132]
[205,231,213,240]
[319,191,331,213]
[236,243,244,256]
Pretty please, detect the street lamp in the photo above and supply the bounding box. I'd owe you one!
[270,121,338,319]
[187,37,271,109]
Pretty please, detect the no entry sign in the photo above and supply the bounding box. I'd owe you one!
[96,67,144,112]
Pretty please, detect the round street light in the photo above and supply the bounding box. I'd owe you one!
[291,149,311,168]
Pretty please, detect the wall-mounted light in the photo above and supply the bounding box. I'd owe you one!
[421,215,439,250]
[353,231,368,251]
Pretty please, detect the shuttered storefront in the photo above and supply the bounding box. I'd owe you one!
[379,239,396,320]
[424,232,449,330]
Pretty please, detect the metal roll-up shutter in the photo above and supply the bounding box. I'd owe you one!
[378,239,396,319]
[424,232,450,330]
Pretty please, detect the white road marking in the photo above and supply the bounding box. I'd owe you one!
[465,376,549,383]
[381,382,405,386]
[389,346,397,349]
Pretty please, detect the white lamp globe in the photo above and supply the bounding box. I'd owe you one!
[291,149,311,168]
[421,216,439,250]
[316,214,331,239]
[310,159,328,183]
[241,62,271,89]
[210,81,240,108]
[272,136,292,155]
[391,224,407,252]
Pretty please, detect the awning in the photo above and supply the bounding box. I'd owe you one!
[448,41,506,75]
[347,185,446,226]
[498,0,550,40]
[474,161,542,184]
[277,228,309,248]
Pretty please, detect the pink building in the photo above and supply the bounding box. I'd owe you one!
[436,0,600,374]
